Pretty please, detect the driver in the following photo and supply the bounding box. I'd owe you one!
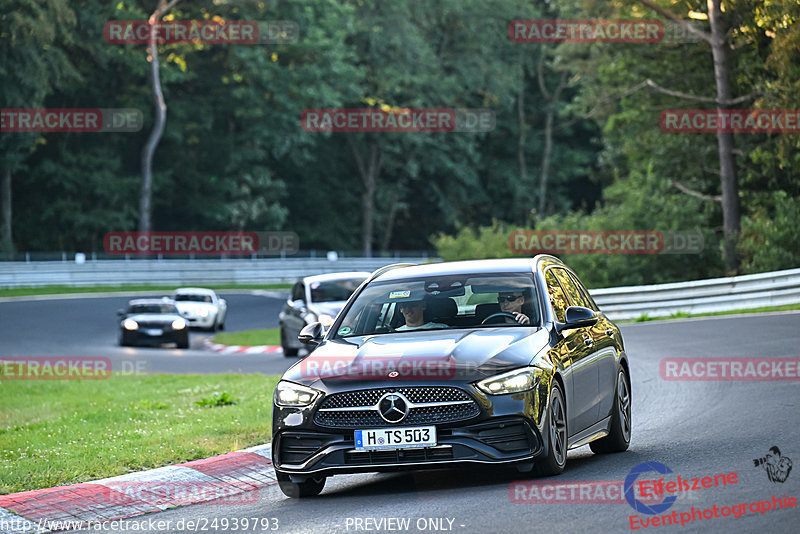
[497,291,531,325]
[396,300,448,331]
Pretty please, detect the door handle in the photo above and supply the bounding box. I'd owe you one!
[605,328,614,337]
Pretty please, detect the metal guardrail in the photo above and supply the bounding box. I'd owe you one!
[590,267,800,320]
[0,257,436,288]
[1,258,797,320]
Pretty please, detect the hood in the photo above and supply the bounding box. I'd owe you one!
[175,301,215,312]
[282,327,550,387]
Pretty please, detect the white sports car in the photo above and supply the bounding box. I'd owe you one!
[173,288,228,331]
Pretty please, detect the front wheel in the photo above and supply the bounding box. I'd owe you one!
[533,380,567,477]
[280,328,298,357]
[276,471,325,498]
[590,369,631,454]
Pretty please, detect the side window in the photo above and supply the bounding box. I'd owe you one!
[544,270,569,322]
[291,283,305,302]
[553,268,591,310]
[568,272,599,311]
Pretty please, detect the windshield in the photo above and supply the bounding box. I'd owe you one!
[336,273,539,336]
[174,294,212,303]
[129,304,179,315]
[309,278,366,303]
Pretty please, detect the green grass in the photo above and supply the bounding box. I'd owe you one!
[212,328,281,346]
[0,373,280,494]
[626,302,800,323]
[0,284,291,298]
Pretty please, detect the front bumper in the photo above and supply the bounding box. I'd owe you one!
[272,383,550,477]
[121,329,188,345]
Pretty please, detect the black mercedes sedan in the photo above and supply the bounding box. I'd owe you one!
[271,256,631,498]
[117,298,190,349]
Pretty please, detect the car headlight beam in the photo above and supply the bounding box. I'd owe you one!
[275,381,321,407]
[172,318,187,330]
[123,319,139,331]
[476,366,542,395]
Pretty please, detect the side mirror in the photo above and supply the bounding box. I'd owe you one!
[557,306,598,332]
[298,322,324,346]
[290,299,306,310]
[117,309,126,317]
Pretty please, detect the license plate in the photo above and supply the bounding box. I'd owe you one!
[145,329,163,336]
[354,426,436,451]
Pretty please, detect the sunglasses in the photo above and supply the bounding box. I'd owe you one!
[497,295,522,303]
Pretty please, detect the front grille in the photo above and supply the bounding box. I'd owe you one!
[279,433,338,465]
[344,446,453,465]
[136,321,170,329]
[314,387,480,428]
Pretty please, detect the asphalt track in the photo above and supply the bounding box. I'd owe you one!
[3,297,799,532]
[62,310,799,533]
[0,291,296,375]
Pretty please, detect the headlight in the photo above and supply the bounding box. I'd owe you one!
[171,318,187,330]
[274,381,320,407]
[476,366,542,395]
[318,314,335,327]
[123,319,138,330]
[197,309,209,318]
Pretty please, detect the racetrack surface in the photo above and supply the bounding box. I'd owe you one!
[58,312,800,534]
[0,291,297,375]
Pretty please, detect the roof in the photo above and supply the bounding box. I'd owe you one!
[372,258,559,282]
[174,287,216,295]
[301,272,372,284]
[128,297,175,305]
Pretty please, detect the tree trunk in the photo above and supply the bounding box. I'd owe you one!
[517,50,528,221]
[536,56,566,216]
[1,168,11,253]
[139,0,179,233]
[349,138,382,257]
[708,0,740,274]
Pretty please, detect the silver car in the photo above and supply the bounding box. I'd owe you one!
[279,272,369,357]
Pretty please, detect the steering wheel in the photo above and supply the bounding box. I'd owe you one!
[481,312,518,325]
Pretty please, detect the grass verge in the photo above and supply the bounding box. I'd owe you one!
[212,328,281,346]
[0,284,290,298]
[0,373,280,495]
[626,302,800,323]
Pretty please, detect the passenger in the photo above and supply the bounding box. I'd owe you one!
[497,291,531,325]
[395,300,448,331]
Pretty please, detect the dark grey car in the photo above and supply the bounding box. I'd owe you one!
[272,256,631,498]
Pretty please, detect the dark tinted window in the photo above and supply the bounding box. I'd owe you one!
[129,304,178,314]
[309,278,365,303]
[553,268,592,310]
[175,294,212,303]
[291,282,305,302]
[544,270,569,322]
[568,271,599,311]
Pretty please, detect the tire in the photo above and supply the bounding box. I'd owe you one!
[276,471,325,498]
[533,380,567,477]
[590,369,631,454]
[119,333,132,347]
[176,336,190,349]
[281,328,298,357]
